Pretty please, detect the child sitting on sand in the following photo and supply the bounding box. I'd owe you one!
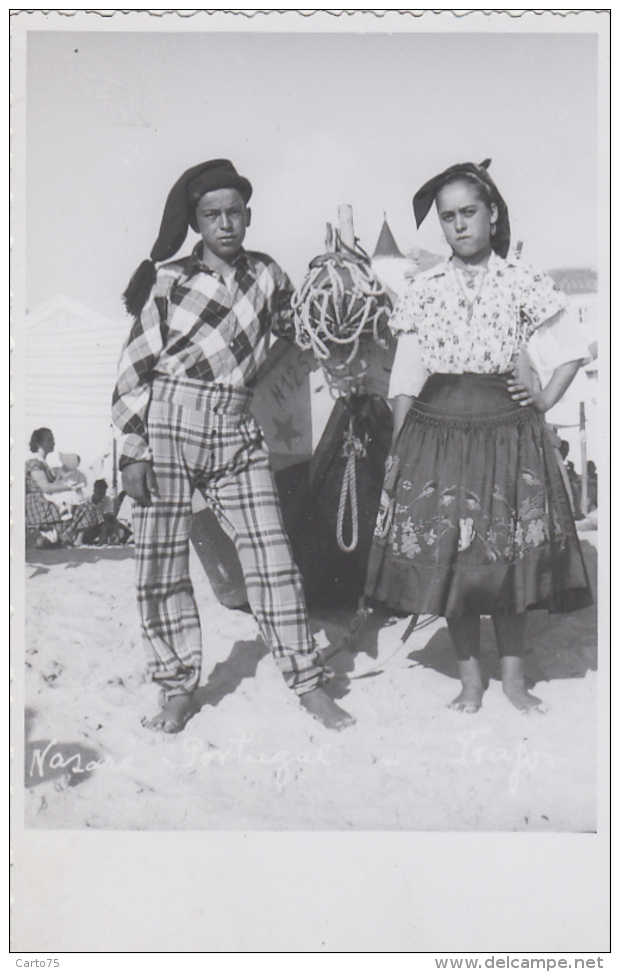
[45,454,88,519]
[80,480,133,545]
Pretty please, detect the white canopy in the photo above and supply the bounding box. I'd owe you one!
[25,294,130,481]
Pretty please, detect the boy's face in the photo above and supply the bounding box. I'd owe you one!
[194,188,250,264]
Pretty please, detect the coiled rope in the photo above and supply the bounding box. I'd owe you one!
[292,242,392,553]
[291,248,391,368]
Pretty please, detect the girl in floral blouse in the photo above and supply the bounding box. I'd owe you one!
[364,160,592,714]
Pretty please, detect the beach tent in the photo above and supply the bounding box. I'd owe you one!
[371,215,419,300]
[24,294,130,482]
[373,217,405,259]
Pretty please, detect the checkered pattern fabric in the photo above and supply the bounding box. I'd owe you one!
[112,246,295,467]
[26,460,65,529]
[25,459,104,543]
[132,375,324,699]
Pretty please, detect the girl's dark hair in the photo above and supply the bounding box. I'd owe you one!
[435,171,495,210]
[29,428,53,453]
[413,160,511,257]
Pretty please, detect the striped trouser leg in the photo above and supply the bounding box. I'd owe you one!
[201,449,324,696]
[64,501,105,543]
[132,400,204,699]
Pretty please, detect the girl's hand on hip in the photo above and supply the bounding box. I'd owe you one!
[506,376,548,412]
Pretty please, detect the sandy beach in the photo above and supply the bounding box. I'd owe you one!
[21,527,598,833]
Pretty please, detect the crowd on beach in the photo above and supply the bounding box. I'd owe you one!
[25,427,132,549]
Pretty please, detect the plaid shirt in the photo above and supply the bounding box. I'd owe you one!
[112,245,295,466]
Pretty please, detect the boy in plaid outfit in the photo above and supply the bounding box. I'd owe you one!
[113,159,354,733]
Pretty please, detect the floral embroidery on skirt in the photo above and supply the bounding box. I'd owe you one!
[365,373,592,617]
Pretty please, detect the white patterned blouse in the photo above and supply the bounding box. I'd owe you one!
[388,252,590,398]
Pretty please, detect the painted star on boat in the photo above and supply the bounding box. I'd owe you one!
[272,414,303,450]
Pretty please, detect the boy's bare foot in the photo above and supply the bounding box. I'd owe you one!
[448,685,483,714]
[299,686,356,730]
[141,693,194,733]
[501,656,548,713]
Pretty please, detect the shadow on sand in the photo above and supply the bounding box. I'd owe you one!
[26,545,135,577]
[316,537,598,690]
[193,632,358,712]
[193,640,270,713]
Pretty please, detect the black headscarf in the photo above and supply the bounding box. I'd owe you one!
[122,159,253,318]
[412,159,511,259]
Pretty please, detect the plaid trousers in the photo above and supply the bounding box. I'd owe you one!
[25,490,104,543]
[132,375,323,699]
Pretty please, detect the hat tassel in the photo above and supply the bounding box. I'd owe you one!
[122,259,157,318]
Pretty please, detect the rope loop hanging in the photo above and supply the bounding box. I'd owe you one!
[336,418,368,553]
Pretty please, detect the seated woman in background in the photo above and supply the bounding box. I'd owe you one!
[25,428,104,547]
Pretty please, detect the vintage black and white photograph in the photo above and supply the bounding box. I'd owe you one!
[10,8,610,954]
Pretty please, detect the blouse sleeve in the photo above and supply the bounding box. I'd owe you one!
[519,265,569,336]
[388,279,425,335]
[526,304,591,380]
[388,331,428,399]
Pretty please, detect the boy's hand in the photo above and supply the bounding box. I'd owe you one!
[122,460,160,506]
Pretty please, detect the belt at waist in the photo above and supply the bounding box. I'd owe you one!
[151,374,252,415]
[416,372,520,415]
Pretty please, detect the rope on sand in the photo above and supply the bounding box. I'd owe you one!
[348,612,441,680]
[322,601,441,677]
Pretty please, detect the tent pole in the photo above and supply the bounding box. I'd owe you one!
[579,402,588,516]
[112,432,118,496]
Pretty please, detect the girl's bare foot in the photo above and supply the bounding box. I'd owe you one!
[501,656,548,713]
[299,686,356,730]
[448,686,483,714]
[141,693,195,733]
[502,684,549,713]
[448,656,484,713]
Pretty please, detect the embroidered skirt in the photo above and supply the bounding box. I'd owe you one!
[364,373,592,617]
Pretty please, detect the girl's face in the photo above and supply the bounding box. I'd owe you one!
[435,180,497,264]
